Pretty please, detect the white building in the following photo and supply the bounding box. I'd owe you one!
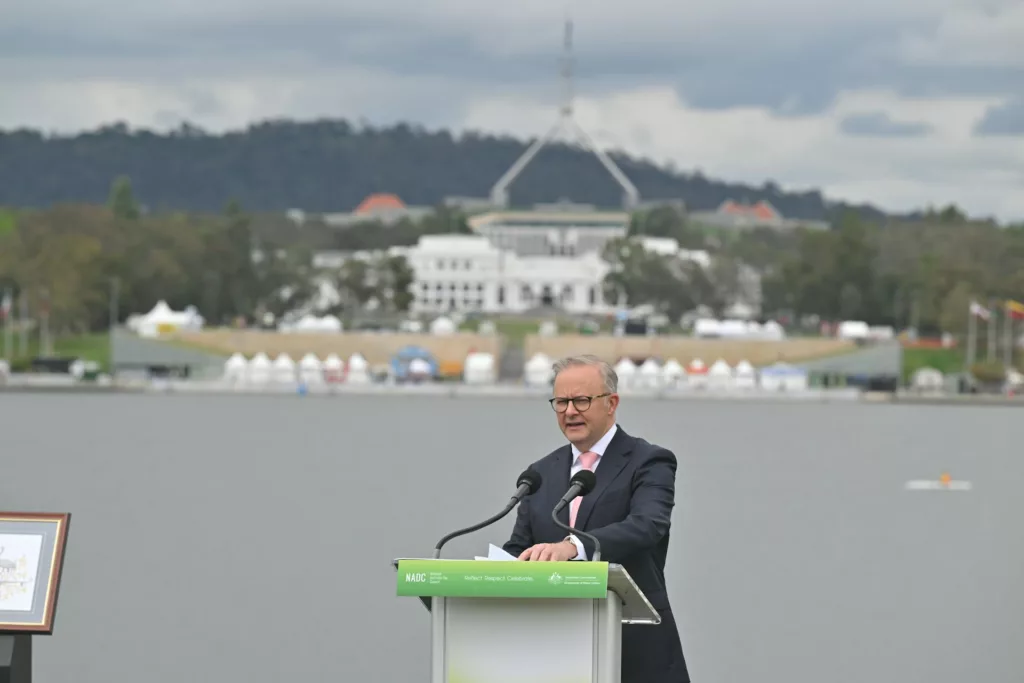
[468,208,629,257]
[403,234,614,315]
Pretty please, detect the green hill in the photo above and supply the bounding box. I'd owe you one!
[0,119,892,221]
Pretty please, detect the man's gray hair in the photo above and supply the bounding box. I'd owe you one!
[551,354,618,393]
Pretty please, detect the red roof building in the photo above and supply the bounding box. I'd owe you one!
[354,193,407,214]
[717,200,782,222]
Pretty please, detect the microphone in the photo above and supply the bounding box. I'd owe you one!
[551,470,603,562]
[432,468,543,559]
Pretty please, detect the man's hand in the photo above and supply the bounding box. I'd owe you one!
[518,540,577,561]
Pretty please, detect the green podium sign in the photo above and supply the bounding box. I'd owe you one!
[396,559,609,599]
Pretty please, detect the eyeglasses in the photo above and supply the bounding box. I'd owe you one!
[549,393,611,413]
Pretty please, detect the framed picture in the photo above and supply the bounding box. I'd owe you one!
[0,512,71,635]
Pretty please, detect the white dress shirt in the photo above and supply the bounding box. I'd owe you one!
[567,423,618,560]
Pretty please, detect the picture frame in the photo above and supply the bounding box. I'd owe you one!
[0,512,71,635]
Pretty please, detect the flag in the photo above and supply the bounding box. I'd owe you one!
[1006,299,1024,321]
[970,301,990,320]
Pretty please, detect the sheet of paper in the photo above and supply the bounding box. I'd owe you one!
[487,543,516,560]
[473,544,518,561]
[473,544,516,561]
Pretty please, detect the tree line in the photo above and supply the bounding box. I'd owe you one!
[1,177,1021,344]
[0,178,417,335]
[606,204,1024,337]
[0,119,895,222]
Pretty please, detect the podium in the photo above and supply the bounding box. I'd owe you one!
[394,558,659,683]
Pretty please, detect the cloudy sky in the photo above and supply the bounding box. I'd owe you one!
[3,0,1023,221]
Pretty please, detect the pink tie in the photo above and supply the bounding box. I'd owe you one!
[569,451,599,527]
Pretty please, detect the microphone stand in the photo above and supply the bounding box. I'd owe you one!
[551,508,602,562]
[433,498,519,559]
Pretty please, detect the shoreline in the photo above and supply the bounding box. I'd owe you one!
[1,377,1022,406]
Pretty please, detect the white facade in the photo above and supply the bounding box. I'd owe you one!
[468,210,629,257]
[403,235,613,314]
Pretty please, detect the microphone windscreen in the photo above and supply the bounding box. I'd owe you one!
[569,469,597,495]
[517,468,543,495]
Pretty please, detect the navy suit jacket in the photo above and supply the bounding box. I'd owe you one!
[503,426,689,682]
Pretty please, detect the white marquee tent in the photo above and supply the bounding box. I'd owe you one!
[686,359,708,389]
[524,353,553,387]
[223,353,247,382]
[299,353,324,384]
[430,316,456,336]
[323,354,345,382]
[347,353,371,384]
[733,360,757,389]
[247,352,272,384]
[637,358,662,390]
[661,359,685,388]
[614,358,637,389]
[272,354,296,383]
[707,359,734,390]
[464,352,497,385]
[134,300,204,338]
[759,362,808,391]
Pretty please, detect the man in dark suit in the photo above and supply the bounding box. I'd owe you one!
[503,354,690,683]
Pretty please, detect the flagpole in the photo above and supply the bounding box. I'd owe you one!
[1,288,9,360]
[1003,304,1013,369]
[966,305,975,370]
[17,290,27,358]
[987,301,996,361]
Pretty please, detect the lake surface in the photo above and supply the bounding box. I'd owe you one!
[2,393,1021,682]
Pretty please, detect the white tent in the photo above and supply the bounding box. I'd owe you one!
[282,314,342,333]
[272,353,296,383]
[837,320,869,340]
[223,353,247,382]
[760,320,785,340]
[759,362,808,391]
[717,320,749,339]
[524,353,553,387]
[707,359,734,390]
[247,352,272,384]
[693,319,721,338]
[686,359,708,389]
[538,320,558,337]
[319,315,342,332]
[430,316,456,336]
[136,300,204,338]
[299,353,324,384]
[322,353,345,383]
[660,359,685,389]
[614,358,637,388]
[911,367,944,392]
[347,353,371,384]
[464,352,497,385]
[733,360,757,389]
[637,358,662,390]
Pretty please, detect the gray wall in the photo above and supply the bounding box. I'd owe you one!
[111,327,227,375]
[795,341,903,376]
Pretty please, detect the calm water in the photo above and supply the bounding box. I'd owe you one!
[2,393,1022,683]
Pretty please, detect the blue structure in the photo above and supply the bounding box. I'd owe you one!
[390,345,439,382]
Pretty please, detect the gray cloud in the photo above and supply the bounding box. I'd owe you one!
[1,2,1021,121]
[839,112,933,137]
[974,98,1024,136]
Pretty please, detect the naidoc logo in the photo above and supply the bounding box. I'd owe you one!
[0,547,33,601]
[548,572,564,586]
